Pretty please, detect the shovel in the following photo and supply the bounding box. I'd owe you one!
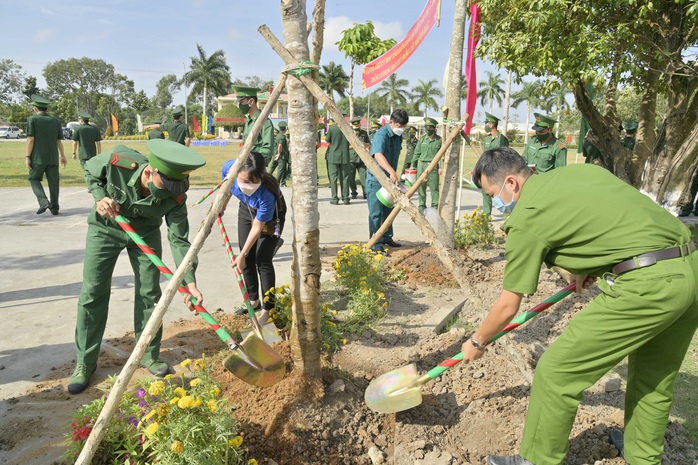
[114,214,285,387]
[365,282,577,413]
[216,215,265,342]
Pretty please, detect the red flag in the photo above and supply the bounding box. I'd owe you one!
[193,115,200,132]
[464,3,482,135]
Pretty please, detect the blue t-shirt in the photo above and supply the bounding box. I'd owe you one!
[221,160,277,222]
[367,124,403,181]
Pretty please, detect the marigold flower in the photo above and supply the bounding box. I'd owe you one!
[374,253,384,262]
[191,397,203,408]
[144,409,156,421]
[171,440,185,454]
[156,403,169,418]
[174,387,187,397]
[362,288,370,295]
[194,359,206,371]
[377,292,385,299]
[164,374,172,380]
[181,359,192,368]
[229,436,243,447]
[210,387,220,397]
[148,381,164,396]
[190,378,201,387]
[249,459,259,465]
[170,397,180,405]
[342,338,348,344]
[145,422,159,437]
[178,396,193,409]
[207,400,217,412]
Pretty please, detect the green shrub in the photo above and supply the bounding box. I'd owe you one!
[332,243,386,294]
[454,206,496,248]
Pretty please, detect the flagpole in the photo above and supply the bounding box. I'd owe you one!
[183,63,189,132]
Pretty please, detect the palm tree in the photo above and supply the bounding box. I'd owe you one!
[511,80,543,144]
[377,74,410,115]
[477,70,506,114]
[185,44,231,133]
[411,79,444,117]
[318,62,349,101]
[541,83,571,137]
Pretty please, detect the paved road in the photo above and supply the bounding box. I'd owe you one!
[0,185,487,401]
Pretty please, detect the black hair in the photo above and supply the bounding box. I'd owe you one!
[472,147,530,188]
[243,151,281,202]
[391,109,409,125]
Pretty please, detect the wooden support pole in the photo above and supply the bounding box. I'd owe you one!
[366,124,463,249]
[76,74,289,465]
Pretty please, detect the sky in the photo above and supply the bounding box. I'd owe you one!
[4,0,537,123]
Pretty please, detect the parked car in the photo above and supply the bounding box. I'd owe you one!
[62,127,72,139]
[0,126,21,139]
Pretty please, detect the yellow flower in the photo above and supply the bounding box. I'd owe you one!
[374,253,384,262]
[383,301,389,307]
[342,338,348,344]
[377,292,385,299]
[326,321,337,327]
[362,288,370,295]
[229,436,243,448]
[144,409,157,421]
[210,387,220,397]
[249,459,259,465]
[164,374,172,380]
[145,422,159,437]
[174,387,187,397]
[170,397,180,405]
[148,381,164,396]
[194,359,206,371]
[181,358,192,368]
[156,403,169,418]
[190,378,201,387]
[192,397,203,408]
[207,400,218,412]
[171,440,184,454]
[178,396,193,409]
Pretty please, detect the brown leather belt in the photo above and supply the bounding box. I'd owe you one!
[611,242,696,275]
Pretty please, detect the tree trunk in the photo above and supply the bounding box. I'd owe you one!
[502,70,511,133]
[524,101,530,144]
[281,0,323,380]
[628,65,659,185]
[604,52,620,129]
[438,0,467,239]
[348,62,354,118]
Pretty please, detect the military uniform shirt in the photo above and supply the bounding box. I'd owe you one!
[242,110,275,161]
[72,123,102,161]
[483,132,509,151]
[84,146,197,283]
[404,136,418,164]
[501,164,690,294]
[26,112,63,164]
[413,134,443,164]
[148,129,165,140]
[161,120,189,145]
[349,129,370,163]
[367,124,403,180]
[276,133,289,160]
[622,136,636,150]
[325,124,350,164]
[521,135,567,173]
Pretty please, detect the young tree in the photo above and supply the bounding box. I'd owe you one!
[186,44,232,133]
[336,21,396,118]
[477,70,505,115]
[376,74,410,115]
[318,61,349,101]
[411,79,444,117]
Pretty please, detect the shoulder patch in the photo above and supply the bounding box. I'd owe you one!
[559,144,565,149]
[108,153,139,170]
[171,193,187,205]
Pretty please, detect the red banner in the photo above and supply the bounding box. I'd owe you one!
[464,3,482,135]
[193,115,200,132]
[361,0,441,90]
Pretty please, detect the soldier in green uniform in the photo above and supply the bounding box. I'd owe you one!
[268,125,281,176]
[68,140,206,394]
[521,113,566,173]
[72,111,102,171]
[325,117,352,205]
[147,119,165,140]
[25,94,67,215]
[144,107,191,146]
[348,117,370,199]
[274,121,291,186]
[481,112,509,217]
[402,127,418,174]
[466,147,698,465]
[233,85,275,166]
[412,117,442,213]
[369,120,381,140]
[622,121,638,150]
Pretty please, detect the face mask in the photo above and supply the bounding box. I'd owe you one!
[392,126,405,137]
[426,129,435,136]
[536,131,549,142]
[492,179,517,214]
[148,181,170,199]
[238,182,261,195]
[238,103,251,115]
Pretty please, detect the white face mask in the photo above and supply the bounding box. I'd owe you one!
[392,126,405,137]
[238,182,261,195]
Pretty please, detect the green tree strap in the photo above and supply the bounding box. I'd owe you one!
[285,61,319,77]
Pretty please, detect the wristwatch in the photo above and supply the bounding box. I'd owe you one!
[469,335,487,351]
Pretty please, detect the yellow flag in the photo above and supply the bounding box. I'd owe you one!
[111,113,119,133]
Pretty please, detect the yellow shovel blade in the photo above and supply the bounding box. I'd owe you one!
[223,333,286,387]
[364,363,423,413]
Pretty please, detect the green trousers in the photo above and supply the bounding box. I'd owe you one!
[268,158,279,176]
[28,163,59,211]
[328,162,351,202]
[520,252,698,465]
[75,213,164,366]
[417,160,439,211]
[277,157,291,186]
[348,161,366,197]
[481,190,492,216]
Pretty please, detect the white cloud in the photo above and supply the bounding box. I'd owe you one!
[227,28,244,40]
[40,7,56,15]
[34,29,53,43]
[324,16,403,53]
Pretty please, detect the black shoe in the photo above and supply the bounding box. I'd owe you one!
[363,193,367,199]
[609,428,625,459]
[50,209,59,215]
[36,204,49,215]
[330,200,339,205]
[351,193,358,199]
[371,245,386,254]
[487,455,535,465]
[235,303,261,315]
[343,200,350,205]
[384,240,402,248]
[141,359,170,377]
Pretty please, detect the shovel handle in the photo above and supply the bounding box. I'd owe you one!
[191,181,223,206]
[423,282,577,381]
[114,214,239,350]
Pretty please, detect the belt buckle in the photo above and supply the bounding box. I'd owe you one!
[637,256,657,268]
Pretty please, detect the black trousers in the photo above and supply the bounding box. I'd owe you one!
[238,203,279,310]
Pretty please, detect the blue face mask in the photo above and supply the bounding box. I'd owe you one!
[492,179,517,214]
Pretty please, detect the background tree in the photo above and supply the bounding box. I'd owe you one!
[22,76,40,101]
[232,76,275,90]
[131,90,150,115]
[477,70,505,115]
[186,44,232,133]
[43,57,116,115]
[318,61,349,101]
[411,79,443,117]
[336,21,396,118]
[540,82,571,137]
[0,59,27,105]
[152,74,181,110]
[511,80,543,144]
[376,74,410,115]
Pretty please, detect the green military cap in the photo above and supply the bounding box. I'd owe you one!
[625,121,638,133]
[408,126,416,133]
[146,139,206,194]
[424,117,438,127]
[484,112,499,124]
[231,85,260,102]
[152,119,162,124]
[171,106,184,117]
[278,121,288,130]
[370,120,381,128]
[350,117,361,126]
[532,112,556,130]
[78,110,92,120]
[31,94,50,109]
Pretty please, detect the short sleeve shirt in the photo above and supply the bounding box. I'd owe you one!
[483,132,509,151]
[502,164,691,294]
[521,135,567,173]
[367,124,403,180]
[413,135,442,164]
[27,112,63,165]
[325,124,350,164]
[162,120,189,145]
[221,160,277,222]
[72,123,102,161]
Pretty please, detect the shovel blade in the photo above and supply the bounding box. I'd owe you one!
[223,333,286,387]
[365,363,423,413]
